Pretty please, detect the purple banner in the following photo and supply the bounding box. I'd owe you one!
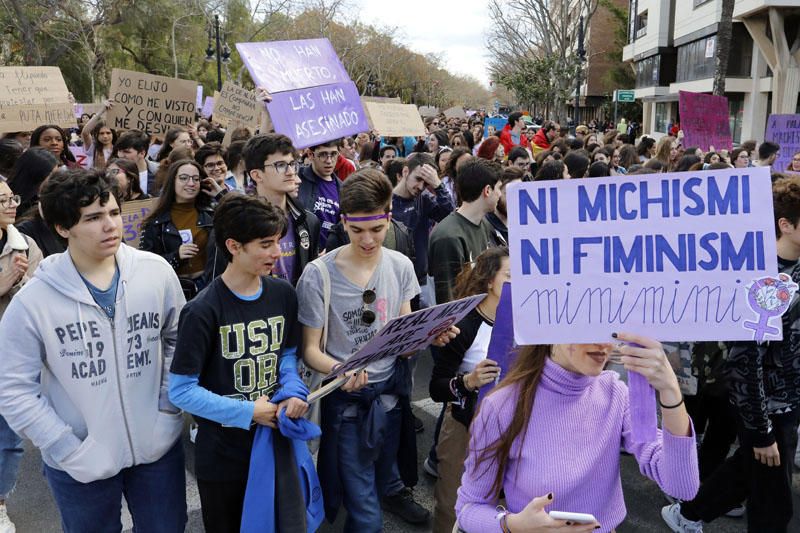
[196,85,204,111]
[765,114,800,173]
[201,96,214,118]
[236,39,351,94]
[266,81,368,149]
[477,282,515,405]
[678,91,732,152]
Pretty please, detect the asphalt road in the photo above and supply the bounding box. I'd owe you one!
[8,352,800,532]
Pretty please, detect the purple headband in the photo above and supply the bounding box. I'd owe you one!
[342,213,390,222]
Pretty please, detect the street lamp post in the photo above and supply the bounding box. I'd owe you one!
[205,14,231,91]
[574,15,586,127]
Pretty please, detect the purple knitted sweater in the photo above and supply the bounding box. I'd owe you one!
[455,357,699,533]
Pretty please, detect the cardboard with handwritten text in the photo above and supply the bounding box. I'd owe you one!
[107,68,197,136]
[363,102,426,137]
[0,67,74,131]
[212,82,260,129]
[121,198,157,248]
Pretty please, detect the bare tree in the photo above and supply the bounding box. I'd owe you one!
[712,0,734,96]
[486,0,598,118]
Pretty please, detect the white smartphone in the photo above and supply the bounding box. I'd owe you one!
[549,511,598,524]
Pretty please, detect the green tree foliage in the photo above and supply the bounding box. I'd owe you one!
[0,0,489,107]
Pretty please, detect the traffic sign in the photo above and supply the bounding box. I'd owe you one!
[615,90,635,102]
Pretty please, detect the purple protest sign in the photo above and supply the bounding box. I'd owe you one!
[236,39,350,94]
[678,91,732,152]
[477,282,515,405]
[506,167,779,344]
[765,114,800,173]
[201,96,214,119]
[266,81,368,149]
[196,85,204,111]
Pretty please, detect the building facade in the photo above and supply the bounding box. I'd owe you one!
[622,0,800,143]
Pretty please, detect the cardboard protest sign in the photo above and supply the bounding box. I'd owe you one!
[121,198,157,248]
[363,102,426,137]
[325,294,484,380]
[507,167,784,344]
[212,82,260,128]
[418,106,439,117]
[443,106,467,119]
[483,117,506,138]
[765,114,800,173]
[107,68,197,136]
[266,81,368,149]
[236,38,351,94]
[361,96,401,130]
[678,91,732,151]
[0,67,74,131]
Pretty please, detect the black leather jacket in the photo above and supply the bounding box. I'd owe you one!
[139,206,215,271]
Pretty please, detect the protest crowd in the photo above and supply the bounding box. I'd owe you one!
[0,50,799,533]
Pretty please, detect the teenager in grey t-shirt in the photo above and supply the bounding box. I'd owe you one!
[297,247,420,384]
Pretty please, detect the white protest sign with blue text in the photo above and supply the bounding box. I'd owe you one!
[507,167,780,344]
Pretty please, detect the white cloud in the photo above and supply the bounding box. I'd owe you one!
[354,0,491,86]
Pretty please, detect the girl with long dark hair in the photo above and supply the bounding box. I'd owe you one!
[429,247,509,533]
[455,334,699,532]
[139,159,223,297]
[30,125,77,169]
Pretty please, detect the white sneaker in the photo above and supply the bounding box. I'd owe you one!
[661,503,703,533]
[189,423,198,444]
[0,503,16,533]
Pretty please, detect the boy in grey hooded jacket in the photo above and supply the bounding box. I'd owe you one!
[0,169,187,532]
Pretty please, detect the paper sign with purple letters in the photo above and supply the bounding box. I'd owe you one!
[70,146,88,169]
[266,81,368,150]
[765,114,800,173]
[235,39,350,94]
[507,167,781,344]
[678,91,732,152]
[325,294,485,380]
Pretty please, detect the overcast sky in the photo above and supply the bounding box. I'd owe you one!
[355,0,491,86]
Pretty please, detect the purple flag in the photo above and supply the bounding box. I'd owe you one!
[678,91,732,152]
[477,282,515,404]
[266,81,368,150]
[236,39,351,94]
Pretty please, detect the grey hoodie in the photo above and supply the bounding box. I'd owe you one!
[0,244,185,483]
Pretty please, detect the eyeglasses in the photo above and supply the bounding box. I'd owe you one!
[0,195,21,209]
[264,160,300,174]
[361,288,376,325]
[204,161,226,169]
[177,174,201,183]
[314,151,338,161]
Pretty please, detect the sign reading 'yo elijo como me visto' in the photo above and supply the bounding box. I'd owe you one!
[507,167,788,345]
[107,69,197,136]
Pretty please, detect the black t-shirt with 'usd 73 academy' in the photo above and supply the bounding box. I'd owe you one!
[171,276,300,481]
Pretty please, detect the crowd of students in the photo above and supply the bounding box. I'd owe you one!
[0,103,797,533]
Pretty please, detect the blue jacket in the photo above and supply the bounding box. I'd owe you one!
[240,356,324,533]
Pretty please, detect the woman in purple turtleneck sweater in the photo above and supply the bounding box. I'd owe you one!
[455,332,699,533]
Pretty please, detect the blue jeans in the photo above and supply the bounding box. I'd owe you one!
[0,415,23,500]
[338,405,402,533]
[44,440,187,533]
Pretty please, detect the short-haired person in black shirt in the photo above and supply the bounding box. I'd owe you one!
[168,194,311,533]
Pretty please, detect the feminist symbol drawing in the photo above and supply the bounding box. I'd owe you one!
[744,273,798,342]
